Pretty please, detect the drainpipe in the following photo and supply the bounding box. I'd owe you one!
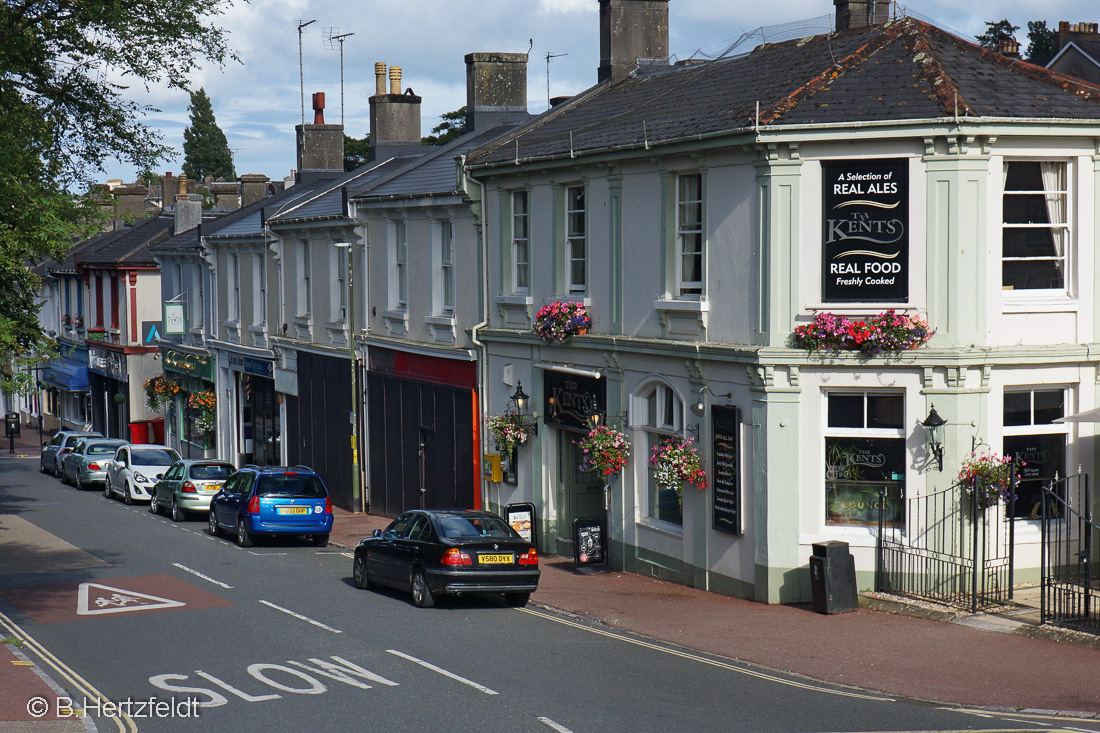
[463,155,492,511]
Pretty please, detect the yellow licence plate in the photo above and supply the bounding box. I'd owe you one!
[479,554,513,565]
[202,483,222,494]
[278,506,310,515]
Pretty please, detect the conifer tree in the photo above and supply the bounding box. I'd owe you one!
[182,88,235,182]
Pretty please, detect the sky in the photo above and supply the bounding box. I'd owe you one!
[100,0,1099,184]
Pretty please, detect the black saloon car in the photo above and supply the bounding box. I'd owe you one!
[353,510,539,608]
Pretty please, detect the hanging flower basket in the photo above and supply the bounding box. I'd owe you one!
[792,310,933,357]
[187,391,217,433]
[957,452,1017,510]
[649,436,707,507]
[143,374,181,411]
[72,314,83,329]
[533,300,591,344]
[575,425,631,485]
[486,411,530,456]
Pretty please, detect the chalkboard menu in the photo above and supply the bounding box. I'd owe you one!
[505,502,536,550]
[572,516,609,574]
[712,405,742,535]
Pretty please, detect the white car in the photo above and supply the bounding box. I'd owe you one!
[105,444,181,504]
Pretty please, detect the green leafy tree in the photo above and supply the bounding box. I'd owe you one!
[422,106,467,146]
[1026,20,1058,65]
[344,134,371,172]
[977,19,1020,50]
[0,0,237,394]
[182,88,235,182]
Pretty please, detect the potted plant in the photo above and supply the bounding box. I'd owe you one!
[533,300,591,344]
[792,310,933,357]
[576,425,631,485]
[648,436,706,507]
[187,391,217,433]
[143,375,181,411]
[486,411,530,456]
[957,452,1016,510]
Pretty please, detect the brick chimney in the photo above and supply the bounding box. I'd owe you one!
[369,63,423,162]
[1056,21,1100,51]
[174,193,203,235]
[465,52,530,131]
[598,0,669,84]
[834,0,891,31]
[295,91,344,185]
[997,38,1021,59]
[239,174,270,208]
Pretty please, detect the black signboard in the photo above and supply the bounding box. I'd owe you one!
[572,516,609,575]
[822,158,909,302]
[543,370,605,433]
[505,502,537,550]
[711,405,742,535]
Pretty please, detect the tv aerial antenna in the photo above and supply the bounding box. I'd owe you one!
[296,19,317,124]
[324,28,356,126]
[546,50,568,109]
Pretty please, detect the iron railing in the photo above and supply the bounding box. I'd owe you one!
[1041,473,1100,632]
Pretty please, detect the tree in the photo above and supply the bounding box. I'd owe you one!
[0,0,236,393]
[1026,21,1058,65]
[182,88,235,182]
[977,19,1020,50]
[422,107,467,146]
[344,134,371,172]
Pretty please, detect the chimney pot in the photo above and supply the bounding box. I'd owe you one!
[178,174,188,195]
[375,62,387,95]
[312,92,326,124]
[389,66,402,95]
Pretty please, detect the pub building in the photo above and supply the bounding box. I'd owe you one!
[160,346,217,458]
[463,1,1100,603]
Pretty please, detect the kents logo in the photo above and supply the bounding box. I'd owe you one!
[825,210,905,246]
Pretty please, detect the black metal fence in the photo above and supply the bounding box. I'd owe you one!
[877,479,1014,612]
[1040,473,1100,632]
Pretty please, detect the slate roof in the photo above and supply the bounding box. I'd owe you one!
[202,184,322,239]
[266,156,422,225]
[75,214,174,268]
[466,17,1100,168]
[148,214,224,255]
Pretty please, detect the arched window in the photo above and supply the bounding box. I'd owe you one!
[636,381,684,526]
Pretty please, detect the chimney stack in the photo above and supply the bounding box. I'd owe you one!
[598,0,669,84]
[369,62,423,162]
[465,52,530,131]
[997,38,1021,59]
[295,90,344,185]
[239,174,270,208]
[834,0,891,31]
[174,193,203,235]
[1055,21,1100,52]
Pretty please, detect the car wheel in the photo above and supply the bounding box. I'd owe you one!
[236,519,254,548]
[411,568,435,608]
[75,475,83,492]
[208,510,222,537]
[60,469,70,486]
[124,485,134,505]
[505,592,531,608]
[149,494,160,514]
[104,478,113,499]
[40,461,48,474]
[171,499,185,523]
[311,533,329,547]
[53,462,62,479]
[353,554,372,590]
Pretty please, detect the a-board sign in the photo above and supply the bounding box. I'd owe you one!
[505,502,536,549]
[572,516,609,575]
[712,405,742,535]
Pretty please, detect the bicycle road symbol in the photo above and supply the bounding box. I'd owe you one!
[77,582,186,615]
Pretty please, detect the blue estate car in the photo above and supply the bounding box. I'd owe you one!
[207,465,333,548]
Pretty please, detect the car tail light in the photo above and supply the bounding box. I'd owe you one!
[88,462,100,471]
[247,495,261,514]
[181,481,197,494]
[441,548,472,566]
[518,548,538,566]
[324,496,332,514]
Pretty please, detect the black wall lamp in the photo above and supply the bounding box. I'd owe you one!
[690,386,732,417]
[509,382,538,436]
[921,404,947,472]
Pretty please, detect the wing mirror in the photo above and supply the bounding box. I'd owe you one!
[372,529,382,538]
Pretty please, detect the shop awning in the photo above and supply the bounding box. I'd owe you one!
[41,359,90,392]
[1054,406,1100,423]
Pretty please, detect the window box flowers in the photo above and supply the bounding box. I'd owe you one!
[72,314,83,329]
[533,300,591,344]
[576,425,631,485]
[958,452,1016,510]
[649,436,707,507]
[792,310,933,357]
[143,375,181,411]
[187,391,217,433]
[486,411,530,456]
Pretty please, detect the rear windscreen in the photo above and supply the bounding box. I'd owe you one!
[256,475,326,498]
[132,449,180,466]
[190,464,233,479]
[437,516,517,539]
[88,444,119,455]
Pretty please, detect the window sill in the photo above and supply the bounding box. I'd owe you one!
[637,519,684,539]
[1001,294,1077,313]
[425,314,456,327]
[549,296,591,307]
[494,295,533,306]
[654,298,709,313]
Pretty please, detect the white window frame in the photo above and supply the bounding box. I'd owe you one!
[394,220,408,310]
[440,219,455,315]
[1002,386,1069,522]
[633,381,684,528]
[228,253,240,322]
[676,173,704,297]
[565,185,586,295]
[1001,159,1071,296]
[297,241,311,317]
[253,253,266,327]
[512,191,529,295]
[334,246,348,322]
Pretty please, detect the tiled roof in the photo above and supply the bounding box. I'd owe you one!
[75,215,174,267]
[266,156,422,224]
[466,17,1100,167]
[148,214,223,255]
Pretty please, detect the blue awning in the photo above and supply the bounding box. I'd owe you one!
[42,359,90,392]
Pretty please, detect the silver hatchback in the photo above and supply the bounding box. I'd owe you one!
[61,438,129,491]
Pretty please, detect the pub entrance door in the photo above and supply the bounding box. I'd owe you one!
[557,434,604,552]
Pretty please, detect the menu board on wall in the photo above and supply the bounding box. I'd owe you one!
[822,158,909,302]
[711,405,742,535]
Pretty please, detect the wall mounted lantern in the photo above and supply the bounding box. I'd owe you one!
[921,404,947,472]
[690,386,733,417]
[510,382,538,436]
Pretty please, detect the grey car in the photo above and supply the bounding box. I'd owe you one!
[40,430,101,477]
[150,459,236,521]
[61,438,129,490]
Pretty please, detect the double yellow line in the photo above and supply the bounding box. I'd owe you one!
[0,609,136,732]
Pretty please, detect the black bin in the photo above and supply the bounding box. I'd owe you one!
[4,412,19,437]
[809,540,858,614]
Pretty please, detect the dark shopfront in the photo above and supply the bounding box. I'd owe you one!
[162,347,216,459]
[88,346,128,439]
[229,354,280,468]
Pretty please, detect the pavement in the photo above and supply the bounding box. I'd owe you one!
[3,428,1100,728]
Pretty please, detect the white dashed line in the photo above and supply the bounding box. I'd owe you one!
[386,650,498,695]
[537,717,573,732]
[172,563,233,589]
[259,600,342,634]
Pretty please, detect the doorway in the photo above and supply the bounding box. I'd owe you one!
[557,435,605,548]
